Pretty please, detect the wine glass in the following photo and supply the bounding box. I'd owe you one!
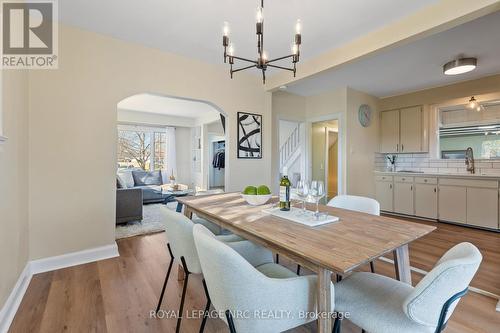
[310,180,325,219]
[296,180,309,215]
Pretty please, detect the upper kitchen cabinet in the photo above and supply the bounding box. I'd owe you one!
[380,106,427,153]
[380,109,400,153]
[400,106,423,152]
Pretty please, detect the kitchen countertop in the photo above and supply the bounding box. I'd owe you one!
[374,170,500,180]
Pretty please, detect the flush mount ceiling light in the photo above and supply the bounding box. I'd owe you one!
[222,0,302,84]
[443,57,477,75]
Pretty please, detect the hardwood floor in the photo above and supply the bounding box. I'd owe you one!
[9,218,500,333]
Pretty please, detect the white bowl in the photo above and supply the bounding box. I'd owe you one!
[241,193,272,206]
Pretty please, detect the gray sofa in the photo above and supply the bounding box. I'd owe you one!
[116,188,143,224]
[117,169,173,204]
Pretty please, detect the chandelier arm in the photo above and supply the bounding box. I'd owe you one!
[267,54,295,64]
[232,56,258,64]
[267,64,295,71]
[231,64,257,73]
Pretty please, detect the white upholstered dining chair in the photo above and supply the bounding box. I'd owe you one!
[193,223,334,333]
[157,207,271,333]
[332,242,482,333]
[327,195,380,216]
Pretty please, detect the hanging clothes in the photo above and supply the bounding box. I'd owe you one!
[212,151,225,170]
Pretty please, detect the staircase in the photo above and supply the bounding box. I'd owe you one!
[279,123,302,174]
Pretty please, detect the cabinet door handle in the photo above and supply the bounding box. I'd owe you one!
[410,185,413,191]
[402,144,404,152]
[434,188,437,193]
[396,144,399,152]
[390,184,393,189]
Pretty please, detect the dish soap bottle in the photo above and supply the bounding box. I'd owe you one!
[280,167,291,211]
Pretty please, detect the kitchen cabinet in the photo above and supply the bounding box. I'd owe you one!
[375,176,393,212]
[375,173,500,231]
[380,110,399,153]
[467,187,498,229]
[438,185,467,224]
[394,176,414,215]
[379,106,425,153]
[400,106,423,152]
[415,178,438,219]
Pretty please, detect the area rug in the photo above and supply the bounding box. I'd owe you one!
[115,202,177,239]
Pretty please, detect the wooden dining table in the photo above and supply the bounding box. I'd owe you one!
[176,192,436,333]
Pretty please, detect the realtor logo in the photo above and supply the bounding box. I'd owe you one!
[1,0,58,69]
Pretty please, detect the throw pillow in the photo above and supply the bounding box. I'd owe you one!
[132,170,163,186]
[117,170,135,188]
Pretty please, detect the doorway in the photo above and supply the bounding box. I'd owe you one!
[311,120,339,203]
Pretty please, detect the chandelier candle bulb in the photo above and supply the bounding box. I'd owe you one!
[256,7,263,23]
[295,19,302,34]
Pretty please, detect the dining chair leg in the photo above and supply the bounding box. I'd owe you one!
[225,310,237,333]
[296,265,301,275]
[156,243,174,313]
[199,279,211,333]
[176,257,191,333]
[332,314,342,333]
[369,261,375,273]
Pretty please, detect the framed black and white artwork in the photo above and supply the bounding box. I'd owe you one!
[237,112,262,159]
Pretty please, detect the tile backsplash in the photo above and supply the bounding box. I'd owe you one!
[375,153,500,175]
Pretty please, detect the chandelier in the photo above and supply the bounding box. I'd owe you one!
[222,0,302,84]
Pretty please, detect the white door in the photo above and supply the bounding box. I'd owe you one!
[375,181,393,212]
[394,182,414,215]
[438,185,467,224]
[467,187,498,229]
[380,110,400,153]
[415,183,438,219]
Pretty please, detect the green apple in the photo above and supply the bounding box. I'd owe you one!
[243,186,257,195]
[257,185,271,195]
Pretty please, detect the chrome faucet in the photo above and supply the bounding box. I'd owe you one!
[465,147,475,174]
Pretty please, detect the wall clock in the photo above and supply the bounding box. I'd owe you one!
[358,104,372,127]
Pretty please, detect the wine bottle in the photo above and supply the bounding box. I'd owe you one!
[279,167,291,211]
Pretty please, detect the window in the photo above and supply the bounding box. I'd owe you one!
[439,100,500,159]
[117,126,166,170]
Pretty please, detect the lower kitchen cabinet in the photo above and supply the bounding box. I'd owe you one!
[394,182,414,215]
[415,183,438,219]
[375,180,393,212]
[467,187,499,229]
[438,185,467,224]
[375,173,500,231]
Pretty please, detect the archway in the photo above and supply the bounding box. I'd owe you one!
[114,93,228,236]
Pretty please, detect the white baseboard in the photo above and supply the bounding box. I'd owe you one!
[30,242,119,275]
[0,264,32,333]
[0,242,119,333]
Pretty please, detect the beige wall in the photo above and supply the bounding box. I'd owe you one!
[379,74,500,110]
[0,71,30,307]
[27,24,270,260]
[345,88,380,197]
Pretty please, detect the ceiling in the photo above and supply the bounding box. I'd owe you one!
[117,93,220,120]
[285,11,500,97]
[59,0,438,65]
